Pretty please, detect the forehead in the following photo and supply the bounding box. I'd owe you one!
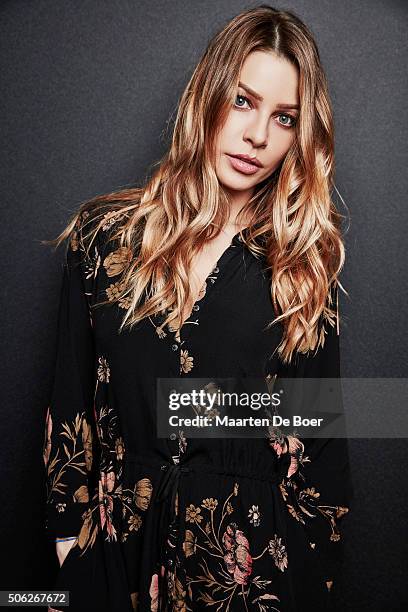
[239,50,299,104]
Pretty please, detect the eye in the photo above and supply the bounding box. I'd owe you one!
[234,94,252,109]
[277,113,297,128]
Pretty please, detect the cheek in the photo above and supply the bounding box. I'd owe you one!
[264,129,296,167]
[217,117,238,150]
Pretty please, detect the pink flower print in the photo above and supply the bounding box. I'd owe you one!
[271,439,287,457]
[149,573,159,612]
[286,435,305,478]
[149,566,165,612]
[268,429,288,458]
[98,471,117,540]
[222,523,253,585]
[103,470,116,492]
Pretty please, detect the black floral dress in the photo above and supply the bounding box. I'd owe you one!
[43,209,353,612]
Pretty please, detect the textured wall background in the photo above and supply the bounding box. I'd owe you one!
[0,1,406,609]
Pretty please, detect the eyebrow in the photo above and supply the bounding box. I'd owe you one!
[238,81,300,110]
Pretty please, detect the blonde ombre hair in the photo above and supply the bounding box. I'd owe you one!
[45,5,347,365]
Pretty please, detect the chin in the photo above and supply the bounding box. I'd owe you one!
[216,168,256,192]
[219,179,251,194]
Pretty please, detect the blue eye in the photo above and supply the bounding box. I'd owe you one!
[234,93,297,129]
[277,114,297,128]
[234,94,251,109]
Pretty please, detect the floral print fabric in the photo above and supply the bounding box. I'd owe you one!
[43,210,353,611]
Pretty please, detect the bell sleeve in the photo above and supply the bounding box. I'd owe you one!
[269,285,354,584]
[43,213,101,541]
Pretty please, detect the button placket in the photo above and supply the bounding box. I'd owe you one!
[176,261,224,376]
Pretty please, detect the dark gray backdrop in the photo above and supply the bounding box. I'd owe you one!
[0,1,407,610]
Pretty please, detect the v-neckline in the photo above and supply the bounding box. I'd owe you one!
[175,228,246,338]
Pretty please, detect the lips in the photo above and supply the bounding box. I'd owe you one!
[226,154,262,175]
[230,154,263,168]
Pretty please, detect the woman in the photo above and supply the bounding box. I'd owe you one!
[43,5,353,611]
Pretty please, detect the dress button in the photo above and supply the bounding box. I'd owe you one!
[168,559,174,568]
[170,433,177,441]
[172,344,179,351]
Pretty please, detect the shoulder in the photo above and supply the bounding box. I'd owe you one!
[65,202,132,300]
[68,202,131,262]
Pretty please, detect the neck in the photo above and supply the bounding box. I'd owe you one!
[224,186,254,227]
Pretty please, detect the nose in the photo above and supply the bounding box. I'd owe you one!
[244,113,268,148]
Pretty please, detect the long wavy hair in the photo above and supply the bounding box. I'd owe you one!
[44,4,347,365]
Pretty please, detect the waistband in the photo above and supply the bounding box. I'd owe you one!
[124,454,289,488]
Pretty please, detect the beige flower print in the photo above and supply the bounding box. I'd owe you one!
[115,436,125,461]
[69,212,101,279]
[103,246,133,277]
[278,468,350,548]
[268,534,289,572]
[201,498,218,511]
[120,477,154,543]
[185,504,203,524]
[69,224,82,252]
[101,210,125,232]
[106,280,126,301]
[43,407,52,468]
[155,325,167,339]
[248,504,261,527]
[180,349,194,374]
[134,478,153,511]
[183,530,197,557]
[104,279,132,309]
[97,356,110,382]
[45,348,156,563]
[128,514,142,532]
[45,411,92,509]
[73,484,89,504]
[83,245,101,283]
[81,419,93,471]
[169,574,189,611]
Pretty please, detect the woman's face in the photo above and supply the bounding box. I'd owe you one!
[215,50,299,202]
